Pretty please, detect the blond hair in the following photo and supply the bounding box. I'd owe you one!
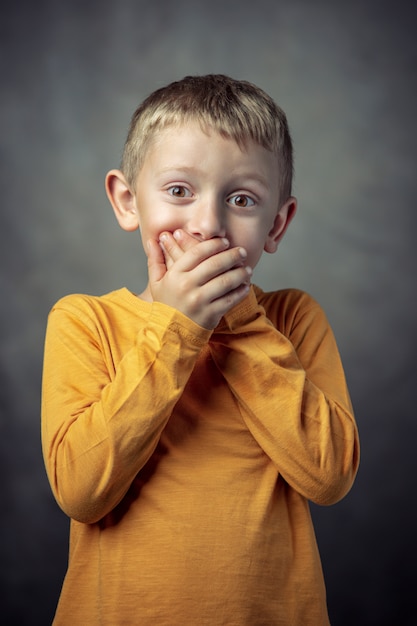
[121,74,294,203]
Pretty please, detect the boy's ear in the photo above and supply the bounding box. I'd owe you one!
[105,169,140,232]
[264,196,297,254]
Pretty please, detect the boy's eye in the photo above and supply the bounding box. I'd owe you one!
[167,185,190,198]
[229,194,255,208]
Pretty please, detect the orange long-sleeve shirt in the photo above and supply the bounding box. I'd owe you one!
[41,285,359,625]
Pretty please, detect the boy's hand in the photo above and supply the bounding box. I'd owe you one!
[147,230,252,329]
[159,229,202,269]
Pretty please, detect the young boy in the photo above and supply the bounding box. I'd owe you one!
[42,74,359,625]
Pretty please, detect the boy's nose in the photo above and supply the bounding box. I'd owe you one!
[187,199,226,240]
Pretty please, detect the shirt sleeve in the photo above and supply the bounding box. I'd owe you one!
[41,295,211,524]
[209,289,360,506]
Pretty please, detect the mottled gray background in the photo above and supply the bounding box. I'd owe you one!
[1,0,416,624]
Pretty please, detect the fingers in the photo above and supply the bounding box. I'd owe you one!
[194,263,252,305]
[199,282,251,328]
[159,230,228,268]
[158,231,188,269]
[147,238,167,283]
[179,273,252,330]
[157,230,251,298]
[161,234,239,275]
[192,245,250,287]
[173,229,201,251]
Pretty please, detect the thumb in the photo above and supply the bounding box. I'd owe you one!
[147,238,167,284]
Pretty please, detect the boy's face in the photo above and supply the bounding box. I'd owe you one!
[130,122,294,271]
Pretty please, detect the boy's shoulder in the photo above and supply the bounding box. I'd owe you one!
[48,288,143,324]
[253,284,328,337]
[254,284,322,315]
[51,287,126,310]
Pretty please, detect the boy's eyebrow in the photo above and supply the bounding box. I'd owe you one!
[157,165,272,190]
[157,165,200,176]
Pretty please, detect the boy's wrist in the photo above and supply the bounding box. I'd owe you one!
[150,300,213,342]
[214,285,259,332]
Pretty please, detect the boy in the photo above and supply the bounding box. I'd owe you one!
[42,74,359,625]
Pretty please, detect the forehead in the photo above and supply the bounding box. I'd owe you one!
[146,121,278,170]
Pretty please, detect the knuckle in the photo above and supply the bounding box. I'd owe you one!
[187,289,202,310]
[219,272,233,291]
[189,245,202,259]
[177,275,192,296]
[208,254,224,274]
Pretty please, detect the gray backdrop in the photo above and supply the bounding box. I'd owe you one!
[1,0,416,624]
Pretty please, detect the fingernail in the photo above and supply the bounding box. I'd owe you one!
[173,230,181,240]
[221,237,229,246]
[159,233,168,243]
[239,247,247,258]
[245,266,252,275]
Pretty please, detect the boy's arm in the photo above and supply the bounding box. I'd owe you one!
[42,231,250,525]
[209,289,360,506]
[41,297,210,524]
